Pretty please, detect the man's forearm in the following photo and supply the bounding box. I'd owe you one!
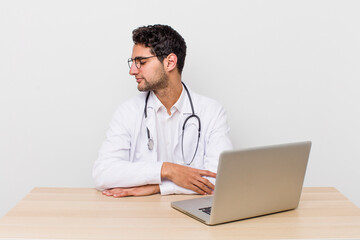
[93,160,163,191]
[161,162,216,195]
[102,185,160,197]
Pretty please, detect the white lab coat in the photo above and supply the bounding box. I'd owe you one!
[93,87,233,195]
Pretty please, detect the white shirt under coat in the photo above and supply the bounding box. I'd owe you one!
[93,86,233,195]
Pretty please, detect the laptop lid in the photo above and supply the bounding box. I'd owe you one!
[171,141,312,225]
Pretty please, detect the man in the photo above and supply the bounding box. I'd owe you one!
[93,24,232,197]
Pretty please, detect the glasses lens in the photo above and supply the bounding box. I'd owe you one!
[128,58,142,69]
[127,58,133,69]
[135,58,141,69]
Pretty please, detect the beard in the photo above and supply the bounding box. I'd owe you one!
[137,66,169,92]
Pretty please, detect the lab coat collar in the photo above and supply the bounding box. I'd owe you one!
[146,86,193,115]
[144,85,199,162]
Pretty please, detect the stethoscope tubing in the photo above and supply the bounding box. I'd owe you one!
[144,82,201,165]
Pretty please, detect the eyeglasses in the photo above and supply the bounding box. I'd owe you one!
[127,55,167,69]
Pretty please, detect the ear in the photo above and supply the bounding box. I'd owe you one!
[164,53,178,72]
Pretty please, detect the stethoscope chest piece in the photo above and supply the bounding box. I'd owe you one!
[147,138,154,151]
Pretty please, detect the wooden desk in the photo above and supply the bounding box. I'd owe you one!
[0,187,359,239]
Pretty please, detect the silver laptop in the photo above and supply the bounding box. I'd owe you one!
[171,141,312,225]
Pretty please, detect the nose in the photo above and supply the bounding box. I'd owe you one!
[129,62,139,76]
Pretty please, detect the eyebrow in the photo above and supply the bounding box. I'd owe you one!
[130,56,151,61]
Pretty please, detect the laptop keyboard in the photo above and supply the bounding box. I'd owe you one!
[199,207,212,215]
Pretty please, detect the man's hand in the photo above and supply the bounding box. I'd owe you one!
[161,162,216,195]
[102,184,160,198]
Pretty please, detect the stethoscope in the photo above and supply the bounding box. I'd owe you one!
[144,82,201,165]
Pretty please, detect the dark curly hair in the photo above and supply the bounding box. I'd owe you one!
[132,24,187,74]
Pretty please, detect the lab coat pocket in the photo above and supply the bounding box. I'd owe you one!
[134,151,143,162]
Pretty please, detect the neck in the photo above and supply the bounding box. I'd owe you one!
[154,78,183,115]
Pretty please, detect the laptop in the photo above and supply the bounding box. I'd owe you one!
[171,141,312,225]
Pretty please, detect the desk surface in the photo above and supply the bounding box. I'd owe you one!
[0,187,359,239]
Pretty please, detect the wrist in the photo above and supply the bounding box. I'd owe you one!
[161,162,172,179]
[155,184,161,194]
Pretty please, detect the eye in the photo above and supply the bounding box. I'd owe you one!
[135,58,146,66]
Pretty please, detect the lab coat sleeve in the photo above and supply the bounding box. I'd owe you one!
[93,100,163,191]
[159,101,233,195]
[203,103,233,176]
[160,180,197,195]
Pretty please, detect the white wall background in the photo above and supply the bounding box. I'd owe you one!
[1,0,359,217]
